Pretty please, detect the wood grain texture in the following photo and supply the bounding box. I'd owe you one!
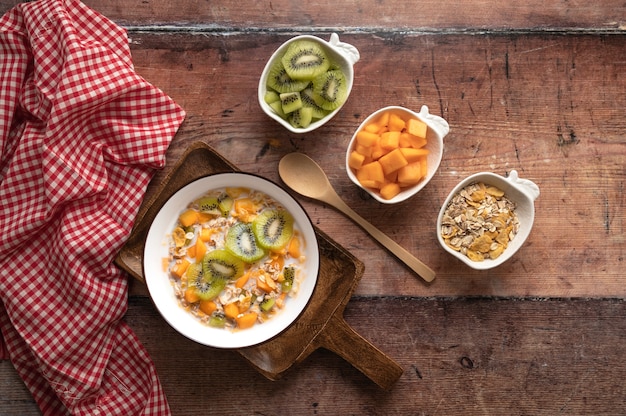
[3,297,626,414]
[1,0,625,414]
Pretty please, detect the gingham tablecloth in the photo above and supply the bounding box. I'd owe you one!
[0,0,186,414]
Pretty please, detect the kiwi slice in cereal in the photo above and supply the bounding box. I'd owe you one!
[252,209,294,251]
[185,261,226,301]
[217,192,234,216]
[225,222,267,263]
[202,249,245,281]
[195,195,222,216]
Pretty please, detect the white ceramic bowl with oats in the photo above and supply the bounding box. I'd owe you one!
[437,170,539,270]
[346,105,450,204]
[143,172,319,348]
[258,33,360,133]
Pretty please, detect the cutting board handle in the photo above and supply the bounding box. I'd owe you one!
[319,314,403,390]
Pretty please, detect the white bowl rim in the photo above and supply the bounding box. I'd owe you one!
[258,33,359,134]
[436,170,539,270]
[346,105,449,204]
[143,172,320,348]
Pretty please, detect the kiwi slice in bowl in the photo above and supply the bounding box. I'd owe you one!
[312,69,348,111]
[225,222,267,263]
[185,261,227,301]
[281,40,331,81]
[252,209,294,252]
[267,60,310,94]
[202,249,246,281]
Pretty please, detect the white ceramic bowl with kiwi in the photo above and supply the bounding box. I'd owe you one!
[259,33,360,133]
[143,172,320,349]
[437,170,540,270]
[346,105,450,204]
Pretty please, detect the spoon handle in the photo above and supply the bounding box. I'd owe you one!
[325,192,436,282]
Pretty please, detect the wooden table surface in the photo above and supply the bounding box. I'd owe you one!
[2,0,625,414]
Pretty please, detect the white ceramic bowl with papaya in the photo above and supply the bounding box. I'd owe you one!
[259,33,360,133]
[346,105,450,203]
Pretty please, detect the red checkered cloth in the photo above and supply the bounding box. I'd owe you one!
[0,0,185,414]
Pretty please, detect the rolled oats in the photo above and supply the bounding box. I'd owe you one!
[441,182,519,261]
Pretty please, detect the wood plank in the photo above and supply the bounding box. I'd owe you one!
[4,297,625,414]
[119,32,626,298]
[2,0,623,31]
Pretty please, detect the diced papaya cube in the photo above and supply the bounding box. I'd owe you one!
[375,111,390,127]
[359,179,380,189]
[287,236,301,258]
[406,118,428,139]
[197,212,215,223]
[184,288,200,304]
[179,209,199,227]
[399,147,430,163]
[170,259,190,279]
[388,113,406,131]
[379,131,401,150]
[224,302,240,319]
[370,142,387,160]
[193,238,207,261]
[348,150,366,170]
[199,228,214,242]
[256,272,277,293]
[403,133,427,149]
[397,161,424,185]
[399,133,413,148]
[378,148,409,175]
[236,312,258,329]
[380,182,402,200]
[385,169,398,184]
[199,300,217,315]
[364,122,381,133]
[420,158,428,177]
[235,271,251,289]
[357,161,385,184]
[356,130,380,147]
[355,144,372,158]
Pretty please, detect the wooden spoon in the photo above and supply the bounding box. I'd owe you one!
[278,152,435,283]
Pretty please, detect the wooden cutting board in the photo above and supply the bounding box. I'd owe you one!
[114,141,403,390]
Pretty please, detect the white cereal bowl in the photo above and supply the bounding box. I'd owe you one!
[346,105,450,204]
[258,33,360,133]
[436,170,540,270]
[143,173,320,349]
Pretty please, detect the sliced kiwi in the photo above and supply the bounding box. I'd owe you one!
[281,40,331,81]
[202,249,245,281]
[281,265,296,292]
[252,209,294,251]
[269,101,287,119]
[312,69,348,111]
[266,60,309,94]
[300,88,330,120]
[289,107,314,129]
[185,261,227,301]
[264,90,280,104]
[195,196,222,216]
[217,192,234,217]
[280,91,303,114]
[225,222,267,263]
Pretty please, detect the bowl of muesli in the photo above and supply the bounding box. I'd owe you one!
[143,172,319,348]
[437,170,539,270]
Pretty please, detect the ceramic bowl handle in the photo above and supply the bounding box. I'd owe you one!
[419,105,450,139]
[507,170,540,201]
[329,33,360,65]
